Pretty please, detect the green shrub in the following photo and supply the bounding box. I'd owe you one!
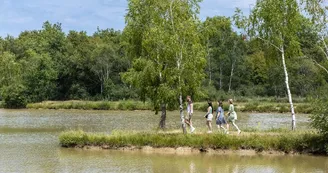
[1,84,27,108]
[241,102,259,112]
[278,104,290,113]
[310,86,328,136]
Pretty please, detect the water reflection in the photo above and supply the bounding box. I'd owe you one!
[57,149,328,173]
[0,109,322,173]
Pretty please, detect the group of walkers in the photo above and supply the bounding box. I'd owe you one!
[185,96,241,134]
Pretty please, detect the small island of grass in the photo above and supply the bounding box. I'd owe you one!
[59,130,328,156]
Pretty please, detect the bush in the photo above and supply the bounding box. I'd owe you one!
[1,84,27,108]
[310,86,328,136]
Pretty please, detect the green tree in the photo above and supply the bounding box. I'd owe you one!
[301,0,328,74]
[91,29,131,100]
[234,0,304,130]
[123,0,206,132]
[0,51,26,108]
[202,16,232,88]
[310,85,328,136]
[0,52,21,87]
[20,50,57,102]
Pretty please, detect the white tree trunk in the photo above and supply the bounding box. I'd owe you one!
[219,65,222,90]
[228,59,235,92]
[321,36,328,60]
[179,94,186,134]
[281,46,296,130]
[207,41,212,85]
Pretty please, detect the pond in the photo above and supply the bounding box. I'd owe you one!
[1,109,326,173]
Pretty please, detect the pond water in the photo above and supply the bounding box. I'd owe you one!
[0,109,326,173]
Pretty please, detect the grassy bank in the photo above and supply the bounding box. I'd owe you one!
[27,100,313,114]
[27,100,152,110]
[0,101,3,108]
[59,130,328,155]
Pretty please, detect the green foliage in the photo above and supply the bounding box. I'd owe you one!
[21,51,57,102]
[27,100,152,110]
[123,0,206,112]
[0,51,22,87]
[0,3,328,110]
[59,130,328,155]
[310,86,328,136]
[1,84,27,108]
[26,100,313,114]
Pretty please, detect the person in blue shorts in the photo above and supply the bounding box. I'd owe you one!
[216,100,227,133]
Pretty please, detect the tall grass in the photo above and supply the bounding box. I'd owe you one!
[59,130,328,155]
[0,101,4,108]
[27,100,312,113]
[27,100,152,110]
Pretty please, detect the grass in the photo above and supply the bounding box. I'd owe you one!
[0,101,3,108]
[59,130,328,155]
[26,99,313,114]
[27,100,152,110]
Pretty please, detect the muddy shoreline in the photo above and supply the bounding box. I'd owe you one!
[68,145,310,156]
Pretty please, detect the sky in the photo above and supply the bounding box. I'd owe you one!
[0,0,256,37]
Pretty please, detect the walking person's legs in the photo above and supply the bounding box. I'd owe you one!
[232,122,241,134]
[206,121,212,133]
[219,125,227,131]
[189,119,195,133]
[186,115,195,133]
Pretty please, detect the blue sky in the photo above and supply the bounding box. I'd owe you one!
[0,0,255,37]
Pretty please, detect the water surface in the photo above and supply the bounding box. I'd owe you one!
[0,109,325,173]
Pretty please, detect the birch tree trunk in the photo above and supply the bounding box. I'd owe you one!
[207,42,212,85]
[179,94,186,134]
[321,36,328,60]
[219,65,222,90]
[228,59,235,92]
[281,46,296,130]
[159,103,166,129]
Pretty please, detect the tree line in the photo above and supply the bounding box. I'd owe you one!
[0,0,327,129]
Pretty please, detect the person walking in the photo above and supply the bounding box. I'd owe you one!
[204,101,214,133]
[216,100,227,133]
[186,96,195,133]
[226,99,241,135]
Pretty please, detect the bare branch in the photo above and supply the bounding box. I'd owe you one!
[313,59,328,74]
[319,46,328,60]
[257,37,282,52]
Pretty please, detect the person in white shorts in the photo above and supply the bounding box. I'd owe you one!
[204,101,213,133]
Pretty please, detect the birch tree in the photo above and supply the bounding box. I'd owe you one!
[123,0,206,132]
[234,0,303,130]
